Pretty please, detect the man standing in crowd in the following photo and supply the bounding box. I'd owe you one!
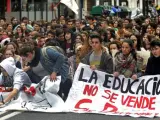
[82,34,113,74]
[67,20,76,33]
[33,22,45,35]
[82,16,97,32]
[55,28,66,51]
[75,20,81,33]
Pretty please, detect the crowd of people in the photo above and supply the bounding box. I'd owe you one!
[0,14,160,105]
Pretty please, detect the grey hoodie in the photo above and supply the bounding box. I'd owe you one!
[0,57,31,90]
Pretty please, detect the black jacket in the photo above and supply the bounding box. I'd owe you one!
[145,56,160,75]
[81,50,113,74]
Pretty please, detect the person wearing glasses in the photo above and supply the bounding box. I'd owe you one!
[0,57,31,106]
[82,34,113,74]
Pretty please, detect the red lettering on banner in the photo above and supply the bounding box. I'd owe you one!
[155,113,159,116]
[135,113,152,116]
[144,113,152,116]
[110,93,118,103]
[121,95,156,110]
[125,112,131,115]
[133,96,144,108]
[141,97,149,109]
[102,102,118,112]
[149,97,156,110]
[102,90,111,99]
[102,90,118,103]
[126,96,136,107]
[74,99,92,111]
[83,85,98,96]
[122,95,129,105]
[101,90,118,112]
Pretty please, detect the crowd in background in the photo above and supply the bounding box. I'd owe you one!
[0,14,160,101]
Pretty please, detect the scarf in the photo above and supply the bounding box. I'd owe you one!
[115,52,136,77]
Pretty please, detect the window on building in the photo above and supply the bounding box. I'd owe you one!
[100,0,112,6]
[0,0,5,17]
[27,0,34,11]
[119,0,128,6]
[48,0,59,11]
[11,0,20,11]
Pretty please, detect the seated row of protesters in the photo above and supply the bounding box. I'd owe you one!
[0,34,159,106]
[0,15,160,106]
[81,33,160,79]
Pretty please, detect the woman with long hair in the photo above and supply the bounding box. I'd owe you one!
[5,42,22,69]
[3,49,21,69]
[76,31,92,66]
[75,33,83,45]
[114,39,138,79]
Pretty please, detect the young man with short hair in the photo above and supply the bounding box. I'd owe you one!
[82,34,113,74]
[145,40,160,75]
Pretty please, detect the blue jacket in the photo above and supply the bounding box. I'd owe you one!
[28,48,69,83]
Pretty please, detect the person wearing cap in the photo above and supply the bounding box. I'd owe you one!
[0,57,31,106]
[145,39,160,75]
[114,39,138,79]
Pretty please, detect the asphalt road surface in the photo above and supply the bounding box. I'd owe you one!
[0,111,160,120]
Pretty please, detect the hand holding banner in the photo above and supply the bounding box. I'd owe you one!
[65,63,160,117]
[1,63,160,118]
[0,76,65,112]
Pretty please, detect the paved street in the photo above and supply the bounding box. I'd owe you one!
[0,111,160,120]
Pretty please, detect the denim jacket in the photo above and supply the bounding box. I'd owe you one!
[40,47,69,83]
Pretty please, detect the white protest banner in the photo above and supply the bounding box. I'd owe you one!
[65,63,160,118]
[0,76,65,112]
[1,63,160,118]
[60,0,79,14]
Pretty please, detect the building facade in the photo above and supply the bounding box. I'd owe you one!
[1,0,160,21]
[84,0,159,16]
[4,0,67,21]
[3,0,83,21]
[81,0,157,18]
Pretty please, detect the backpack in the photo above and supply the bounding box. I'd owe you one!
[41,46,73,80]
[41,46,65,58]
